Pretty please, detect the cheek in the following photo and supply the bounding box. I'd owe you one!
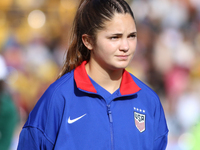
[96,42,117,55]
[130,40,137,50]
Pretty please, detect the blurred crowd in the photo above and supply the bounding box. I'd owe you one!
[129,0,200,149]
[0,0,200,149]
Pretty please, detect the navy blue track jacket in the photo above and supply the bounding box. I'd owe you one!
[17,61,168,150]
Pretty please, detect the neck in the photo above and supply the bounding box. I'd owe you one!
[85,61,123,94]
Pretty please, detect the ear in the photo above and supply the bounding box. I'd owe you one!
[82,34,93,50]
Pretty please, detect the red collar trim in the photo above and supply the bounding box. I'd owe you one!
[74,61,97,93]
[120,70,141,95]
[74,61,141,95]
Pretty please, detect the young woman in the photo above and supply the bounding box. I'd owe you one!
[18,0,168,149]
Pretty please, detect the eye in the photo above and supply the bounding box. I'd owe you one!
[110,36,119,40]
[128,34,137,38]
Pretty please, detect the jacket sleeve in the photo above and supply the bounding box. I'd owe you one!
[153,132,168,150]
[17,82,65,150]
[153,97,169,150]
[17,127,54,150]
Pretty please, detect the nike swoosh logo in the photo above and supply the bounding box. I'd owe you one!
[68,114,87,124]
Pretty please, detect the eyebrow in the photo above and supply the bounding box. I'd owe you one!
[110,31,137,36]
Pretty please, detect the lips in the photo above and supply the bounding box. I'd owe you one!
[116,55,129,60]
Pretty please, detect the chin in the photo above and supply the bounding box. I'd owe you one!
[111,64,129,70]
[116,61,130,68]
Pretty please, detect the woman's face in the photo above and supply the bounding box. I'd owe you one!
[90,13,137,71]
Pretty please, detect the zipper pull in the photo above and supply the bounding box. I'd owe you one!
[107,105,113,122]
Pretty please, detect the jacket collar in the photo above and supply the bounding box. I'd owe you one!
[74,61,141,95]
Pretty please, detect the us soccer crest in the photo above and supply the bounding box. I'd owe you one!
[134,111,146,132]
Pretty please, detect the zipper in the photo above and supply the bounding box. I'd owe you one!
[107,105,114,150]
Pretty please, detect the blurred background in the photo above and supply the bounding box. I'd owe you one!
[0,0,200,149]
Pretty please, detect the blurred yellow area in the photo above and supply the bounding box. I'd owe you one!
[0,0,78,114]
[0,0,13,11]
[0,0,78,48]
[7,59,59,111]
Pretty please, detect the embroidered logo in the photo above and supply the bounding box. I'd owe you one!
[68,114,86,124]
[134,111,145,132]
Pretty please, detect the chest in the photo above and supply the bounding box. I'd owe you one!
[54,94,155,150]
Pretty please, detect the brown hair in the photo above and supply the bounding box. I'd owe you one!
[58,0,135,78]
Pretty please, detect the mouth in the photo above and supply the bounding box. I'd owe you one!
[116,55,130,60]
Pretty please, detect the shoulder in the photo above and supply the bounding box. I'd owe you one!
[128,72,168,130]
[24,70,75,131]
[33,69,75,108]
[48,70,74,96]
[128,72,161,105]
[31,70,75,110]
[130,73,157,94]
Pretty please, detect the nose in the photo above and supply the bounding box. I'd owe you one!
[119,39,129,52]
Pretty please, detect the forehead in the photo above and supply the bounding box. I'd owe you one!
[100,13,136,33]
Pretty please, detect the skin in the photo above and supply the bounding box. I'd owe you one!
[82,13,137,93]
